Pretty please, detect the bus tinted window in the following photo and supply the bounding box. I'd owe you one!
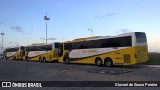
[45,45,52,51]
[87,40,101,48]
[64,43,72,50]
[72,42,87,49]
[6,47,19,52]
[54,43,59,49]
[100,36,132,48]
[27,45,52,51]
[135,32,147,43]
[20,46,25,50]
[64,36,132,50]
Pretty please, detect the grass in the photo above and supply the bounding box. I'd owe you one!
[143,52,160,65]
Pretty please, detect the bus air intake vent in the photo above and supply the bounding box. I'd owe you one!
[123,54,131,63]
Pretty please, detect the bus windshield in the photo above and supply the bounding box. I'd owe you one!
[135,32,147,43]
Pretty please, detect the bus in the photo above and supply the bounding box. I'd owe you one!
[24,43,60,62]
[3,46,25,60]
[58,32,149,67]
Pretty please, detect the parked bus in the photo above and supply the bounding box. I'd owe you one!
[24,43,60,62]
[58,32,149,67]
[3,46,25,60]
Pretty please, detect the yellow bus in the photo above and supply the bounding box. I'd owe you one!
[24,43,59,62]
[3,46,25,60]
[58,32,149,67]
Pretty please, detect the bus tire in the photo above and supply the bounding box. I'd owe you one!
[17,55,19,60]
[39,57,42,62]
[25,56,29,61]
[43,57,46,63]
[95,57,102,67]
[14,56,16,60]
[5,57,8,60]
[104,58,113,67]
[64,58,69,64]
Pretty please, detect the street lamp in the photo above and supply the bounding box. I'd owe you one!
[44,12,50,44]
[1,30,5,54]
[88,28,93,37]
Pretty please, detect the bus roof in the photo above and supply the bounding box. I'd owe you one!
[64,32,145,43]
[5,46,24,50]
[26,42,60,47]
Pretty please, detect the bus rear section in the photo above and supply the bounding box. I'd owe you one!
[24,43,59,62]
[134,32,149,64]
[103,32,149,66]
[4,46,25,60]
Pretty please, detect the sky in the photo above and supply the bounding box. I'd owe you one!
[0,0,160,53]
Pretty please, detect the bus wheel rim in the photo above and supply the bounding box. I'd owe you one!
[97,60,101,66]
[107,61,111,67]
[65,58,68,63]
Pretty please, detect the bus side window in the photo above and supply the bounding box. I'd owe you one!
[79,44,87,49]
[46,47,52,51]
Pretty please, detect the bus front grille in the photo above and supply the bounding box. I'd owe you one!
[123,54,131,63]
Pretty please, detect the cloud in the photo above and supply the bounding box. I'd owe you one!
[24,32,32,34]
[47,38,56,40]
[95,13,116,18]
[10,26,24,33]
[0,22,4,25]
[116,28,131,34]
[120,28,131,33]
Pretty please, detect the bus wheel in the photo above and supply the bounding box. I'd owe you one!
[39,57,42,62]
[25,56,29,61]
[43,57,46,63]
[104,58,113,67]
[14,56,16,60]
[95,58,102,67]
[64,58,69,64]
[5,57,8,60]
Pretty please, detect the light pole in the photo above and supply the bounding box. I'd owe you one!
[88,28,93,37]
[44,12,50,44]
[1,30,5,54]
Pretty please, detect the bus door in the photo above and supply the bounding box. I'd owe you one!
[20,46,25,57]
[58,43,63,57]
[51,43,60,60]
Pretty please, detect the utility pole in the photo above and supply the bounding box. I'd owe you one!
[1,30,5,54]
[44,12,50,44]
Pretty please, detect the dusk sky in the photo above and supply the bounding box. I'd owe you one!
[0,0,160,52]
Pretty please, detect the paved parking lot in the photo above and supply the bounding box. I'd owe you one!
[0,59,160,81]
[1,59,160,90]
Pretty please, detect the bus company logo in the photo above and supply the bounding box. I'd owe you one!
[2,82,11,87]
[82,49,97,53]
